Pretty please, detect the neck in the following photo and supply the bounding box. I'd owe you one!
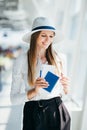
[37,48,47,64]
[37,48,46,59]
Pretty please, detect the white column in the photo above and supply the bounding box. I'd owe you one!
[69,0,87,96]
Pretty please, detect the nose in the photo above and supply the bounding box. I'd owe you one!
[45,36,50,42]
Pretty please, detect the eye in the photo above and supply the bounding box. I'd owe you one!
[41,35,46,37]
[50,35,54,38]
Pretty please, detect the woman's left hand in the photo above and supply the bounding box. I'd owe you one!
[60,73,70,94]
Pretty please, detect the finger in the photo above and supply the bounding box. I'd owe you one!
[61,73,70,80]
[62,84,69,88]
[61,73,64,77]
[60,76,70,80]
[36,84,49,89]
[61,80,70,85]
[60,78,70,83]
[35,81,49,87]
[61,82,70,88]
[36,80,48,85]
[41,82,49,87]
[36,77,46,82]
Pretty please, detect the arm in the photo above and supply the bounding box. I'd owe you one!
[27,77,49,100]
[10,55,28,105]
[59,53,70,94]
[55,52,70,95]
[10,55,49,105]
[60,73,70,94]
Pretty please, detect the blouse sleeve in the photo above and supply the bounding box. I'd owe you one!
[10,55,28,105]
[55,52,67,76]
[55,52,68,96]
[59,53,70,98]
[60,53,67,75]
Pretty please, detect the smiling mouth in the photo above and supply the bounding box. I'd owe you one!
[42,42,48,45]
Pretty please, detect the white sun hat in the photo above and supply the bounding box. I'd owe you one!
[22,17,64,43]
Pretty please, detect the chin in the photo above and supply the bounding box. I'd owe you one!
[43,46,48,50]
[43,44,49,49]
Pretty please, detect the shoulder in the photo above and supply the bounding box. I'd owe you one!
[13,51,27,69]
[54,51,67,63]
[15,51,27,63]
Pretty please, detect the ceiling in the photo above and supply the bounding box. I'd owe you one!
[0,0,84,31]
[0,0,70,31]
[0,0,86,48]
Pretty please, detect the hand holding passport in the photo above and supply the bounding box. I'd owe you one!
[43,71,59,92]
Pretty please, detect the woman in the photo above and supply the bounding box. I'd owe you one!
[10,17,71,130]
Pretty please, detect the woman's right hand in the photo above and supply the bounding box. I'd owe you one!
[34,77,49,93]
[27,77,49,100]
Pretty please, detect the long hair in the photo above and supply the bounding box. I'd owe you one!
[27,31,62,86]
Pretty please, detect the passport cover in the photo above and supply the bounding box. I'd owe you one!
[43,71,59,92]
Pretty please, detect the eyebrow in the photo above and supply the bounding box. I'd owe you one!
[41,32,54,35]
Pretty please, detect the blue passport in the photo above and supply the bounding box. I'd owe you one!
[43,71,59,92]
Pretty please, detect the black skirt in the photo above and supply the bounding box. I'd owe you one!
[22,97,71,130]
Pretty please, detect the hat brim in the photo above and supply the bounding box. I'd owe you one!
[22,29,64,44]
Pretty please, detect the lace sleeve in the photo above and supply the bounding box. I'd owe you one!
[10,55,28,105]
[55,52,67,75]
[55,52,68,96]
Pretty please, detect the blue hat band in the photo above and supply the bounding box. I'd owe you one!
[32,26,56,31]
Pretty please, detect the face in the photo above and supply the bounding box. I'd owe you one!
[36,30,55,49]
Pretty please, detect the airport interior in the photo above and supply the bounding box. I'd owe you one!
[0,0,87,130]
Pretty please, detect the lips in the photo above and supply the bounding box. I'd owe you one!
[42,42,48,45]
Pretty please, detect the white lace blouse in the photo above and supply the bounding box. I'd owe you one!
[10,52,67,105]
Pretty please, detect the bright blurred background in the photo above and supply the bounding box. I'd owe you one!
[0,0,87,130]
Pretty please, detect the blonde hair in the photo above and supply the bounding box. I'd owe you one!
[27,31,63,86]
